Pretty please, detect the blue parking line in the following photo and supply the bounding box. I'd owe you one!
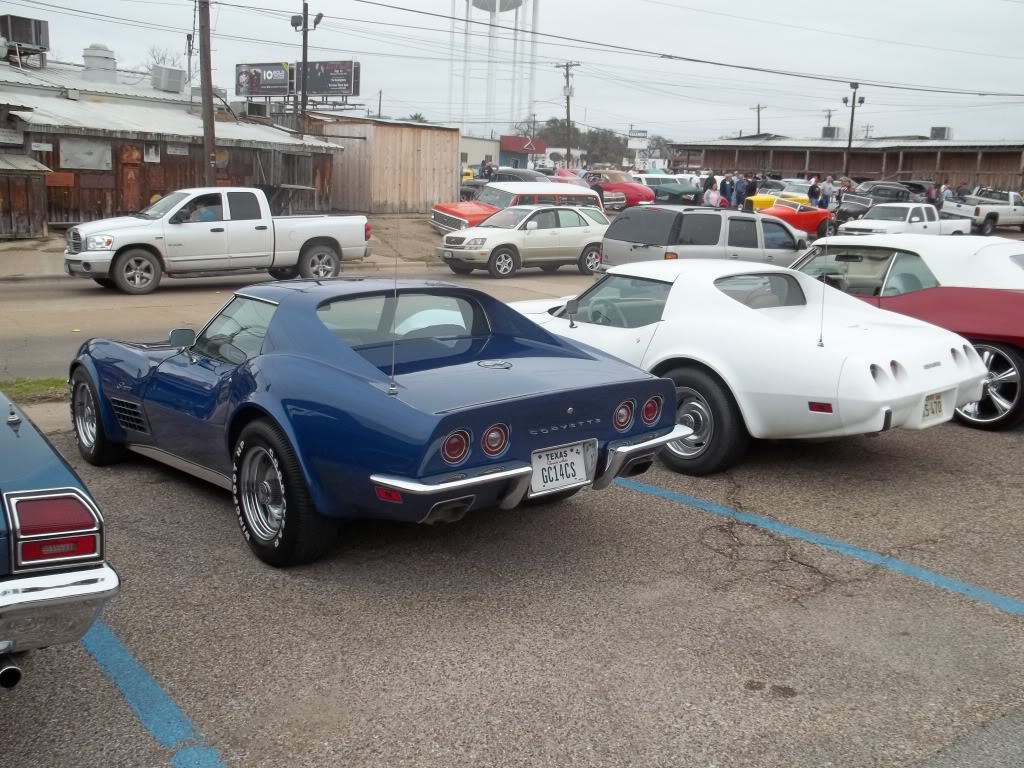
[615,477,1024,618]
[82,622,225,767]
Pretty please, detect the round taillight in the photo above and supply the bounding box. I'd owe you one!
[613,400,635,432]
[641,396,662,426]
[481,423,509,457]
[441,430,470,465]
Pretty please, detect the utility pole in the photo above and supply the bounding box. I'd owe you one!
[378,90,383,118]
[842,82,865,176]
[292,4,323,139]
[555,61,579,168]
[822,108,834,127]
[197,0,216,186]
[749,104,766,135]
[862,123,874,139]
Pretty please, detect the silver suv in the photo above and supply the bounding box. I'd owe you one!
[599,206,808,271]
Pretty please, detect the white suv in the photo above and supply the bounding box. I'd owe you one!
[437,205,611,278]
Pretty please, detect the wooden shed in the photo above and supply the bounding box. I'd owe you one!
[0,153,50,239]
[310,115,460,214]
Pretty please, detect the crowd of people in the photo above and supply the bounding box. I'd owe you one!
[699,171,854,209]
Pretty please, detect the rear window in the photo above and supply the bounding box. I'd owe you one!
[476,187,515,208]
[677,213,722,246]
[316,292,488,348]
[558,192,599,207]
[715,274,807,309]
[604,208,677,245]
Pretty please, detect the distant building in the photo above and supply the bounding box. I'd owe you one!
[498,135,546,169]
[670,135,1024,188]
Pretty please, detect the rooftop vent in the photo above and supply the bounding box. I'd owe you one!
[152,64,187,94]
[930,126,953,140]
[82,43,117,83]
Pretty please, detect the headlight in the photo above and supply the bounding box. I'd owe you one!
[86,235,114,250]
[466,237,486,247]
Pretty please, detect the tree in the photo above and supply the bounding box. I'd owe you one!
[585,128,627,165]
[537,118,584,152]
[135,46,184,76]
[406,112,428,123]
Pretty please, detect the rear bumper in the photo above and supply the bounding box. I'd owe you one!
[0,564,120,654]
[369,425,690,520]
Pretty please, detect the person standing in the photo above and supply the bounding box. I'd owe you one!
[703,171,717,193]
[705,181,722,208]
[925,182,937,207]
[734,174,748,208]
[956,180,970,198]
[720,173,735,208]
[819,176,834,209]
[808,178,821,208]
[940,180,953,209]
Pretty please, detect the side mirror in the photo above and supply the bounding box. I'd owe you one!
[565,299,579,315]
[526,220,539,231]
[169,328,196,348]
[169,212,185,224]
[795,240,806,250]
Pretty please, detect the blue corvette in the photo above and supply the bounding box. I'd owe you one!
[70,279,686,566]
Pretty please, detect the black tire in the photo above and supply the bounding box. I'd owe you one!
[951,230,963,236]
[297,244,341,279]
[659,367,749,476]
[539,264,561,273]
[92,278,117,290]
[448,263,474,275]
[524,488,580,506]
[232,419,339,567]
[954,343,1024,431]
[816,220,829,239]
[112,249,162,295]
[578,244,601,275]
[70,367,125,466]
[980,217,996,236]
[487,247,518,279]
[268,266,299,280]
[1020,223,1024,233]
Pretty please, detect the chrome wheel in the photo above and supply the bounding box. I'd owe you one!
[956,344,1021,425]
[494,252,515,275]
[666,387,714,458]
[239,446,286,542]
[122,256,154,289]
[307,250,337,278]
[583,249,600,272]
[73,382,97,449]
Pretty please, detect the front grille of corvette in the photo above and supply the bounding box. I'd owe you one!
[68,228,82,253]
[431,211,466,231]
[445,236,466,245]
[110,398,149,433]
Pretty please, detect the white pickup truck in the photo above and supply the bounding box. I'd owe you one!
[64,186,370,294]
[837,203,972,236]
[940,188,1024,236]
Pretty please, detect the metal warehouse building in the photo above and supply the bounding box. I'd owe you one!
[671,136,1024,188]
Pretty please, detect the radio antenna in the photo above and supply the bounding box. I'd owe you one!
[817,235,828,348]
[387,169,401,396]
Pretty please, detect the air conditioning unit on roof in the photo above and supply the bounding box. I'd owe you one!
[0,15,50,53]
[930,126,953,140]
[152,65,187,94]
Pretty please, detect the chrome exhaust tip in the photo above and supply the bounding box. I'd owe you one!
[0,655,23,690]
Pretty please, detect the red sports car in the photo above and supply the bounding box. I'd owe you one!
[792,234,1024,430]
[761,200,834,239]
[583,170,656,207]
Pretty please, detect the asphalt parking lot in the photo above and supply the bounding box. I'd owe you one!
[3,419,1023,767]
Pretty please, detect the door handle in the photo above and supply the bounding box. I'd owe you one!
[255,225,268,230]
[729,254,739,259]
[210,227,225,232]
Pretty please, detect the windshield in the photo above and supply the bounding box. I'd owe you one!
[842,194,873,208]
[136,191,189,219]
[479,208,532,228]
[863,207,909,222]
[794,245,899,296]
[567,274,673,329]
[603,172,632,183]
[475,187,515,209]
[783,182,811,194]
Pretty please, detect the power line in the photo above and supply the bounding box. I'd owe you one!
[350,0,1024,97]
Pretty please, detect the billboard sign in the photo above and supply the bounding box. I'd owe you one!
[235,63,290,97]
[297,61,361,97]
[627,137,649,151]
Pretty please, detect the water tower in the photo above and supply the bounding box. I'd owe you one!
[449,0,539,138]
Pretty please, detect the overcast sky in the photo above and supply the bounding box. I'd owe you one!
[26,0,1024,142]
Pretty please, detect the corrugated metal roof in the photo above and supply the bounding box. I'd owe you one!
[0,153,51,173]
[671,137,1024,151]
[308,112,459,131]
[10,94,337,152]
[0,60,193,103]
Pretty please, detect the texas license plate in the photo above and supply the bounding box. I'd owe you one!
[443,250,454,260]
[530,442,588,495]
[922,392,943,421]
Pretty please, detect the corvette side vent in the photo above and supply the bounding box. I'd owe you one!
[109,398,148,434]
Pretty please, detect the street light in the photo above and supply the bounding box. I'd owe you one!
[842,82,865,177]
[295,4,324,138]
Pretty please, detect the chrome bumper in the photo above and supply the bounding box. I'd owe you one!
[591,424,692,490]
[0,564,120,654]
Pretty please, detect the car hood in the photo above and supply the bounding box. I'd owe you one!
[654,183,700,195]
[74,216,156,236]
[433,201,500,218]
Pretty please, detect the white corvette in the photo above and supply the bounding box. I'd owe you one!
[511,260,987,475]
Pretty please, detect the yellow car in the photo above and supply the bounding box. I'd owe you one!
[462,167,476,182]
[745,191,811,211]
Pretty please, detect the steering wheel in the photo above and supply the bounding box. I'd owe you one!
[816,273,848,292]
[590,299,628,327]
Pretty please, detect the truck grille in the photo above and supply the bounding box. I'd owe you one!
[67,228,82,253]
[431,211,466,232]
[445,236,466,245]
[109,398,149,434]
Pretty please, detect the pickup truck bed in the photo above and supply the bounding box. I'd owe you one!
[941,189,1024,235]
